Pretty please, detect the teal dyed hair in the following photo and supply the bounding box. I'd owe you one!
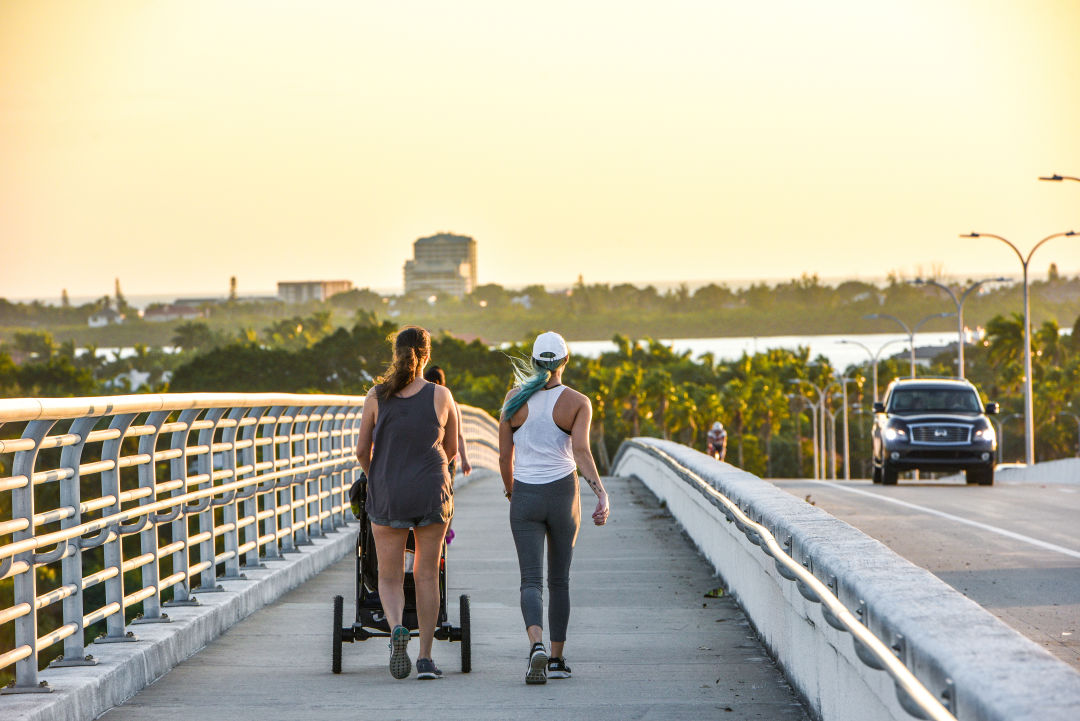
[500,355,567,420]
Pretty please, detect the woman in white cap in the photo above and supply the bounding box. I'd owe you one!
[498,331,610,685]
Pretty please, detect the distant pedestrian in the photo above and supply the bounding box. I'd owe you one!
[355,325,457,680]
[424,365,473,477]
[499,331,610,685]
[707,421,727,461]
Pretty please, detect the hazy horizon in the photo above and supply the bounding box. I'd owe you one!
[3,1,1079,298]
[12,267,1073,309]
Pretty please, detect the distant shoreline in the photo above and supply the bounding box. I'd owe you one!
[9,270,1068,310]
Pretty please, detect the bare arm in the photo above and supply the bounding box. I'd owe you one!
[437,385,458,463]
[455,400,471,474]
[498,389,517,499]
[570,395,609,526]
[355,388,378,475]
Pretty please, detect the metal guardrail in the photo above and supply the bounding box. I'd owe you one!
[0,393,368,694]
[614,439,957,721]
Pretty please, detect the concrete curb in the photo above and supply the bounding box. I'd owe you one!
[612,438,1080,721]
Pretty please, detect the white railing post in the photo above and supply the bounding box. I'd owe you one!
[54,417,101,666]
[218,407,247,581]
[165,409,201,606]
[133,410,171,625]
[194,408,227,593]
[260,406,286,561]
[6,419,56,693]
[238,407,265,571]
[293,405,315,546]
[96,413,138,643]
[277,406,299,553]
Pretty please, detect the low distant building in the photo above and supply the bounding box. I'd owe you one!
[403,233,477,298]
[88,308,124,327]
[143,305,206,323]
[277,280,353,304]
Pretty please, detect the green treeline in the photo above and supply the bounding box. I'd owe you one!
[4,272,1080,347]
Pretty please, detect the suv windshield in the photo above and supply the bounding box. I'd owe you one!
[888,388,981,413]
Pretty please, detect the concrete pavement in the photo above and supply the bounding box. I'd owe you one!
[100,472,810,720]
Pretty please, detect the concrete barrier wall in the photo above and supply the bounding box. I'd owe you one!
[611,438,1080,721]
[995,457,1080,484]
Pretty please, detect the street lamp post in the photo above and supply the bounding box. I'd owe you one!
[789,378,831,480]
[992,412,1023,464]
[787,393,820,480]
[837,338,908,402]
[961,230,1077,465]
[850,405,872,478]
[864,312,956,378]
[909,277,1009,378]
[825,402,841,480]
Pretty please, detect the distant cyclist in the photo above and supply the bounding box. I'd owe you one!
[706,421,727,461]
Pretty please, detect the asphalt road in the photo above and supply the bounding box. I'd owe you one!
[768,475,1080,670]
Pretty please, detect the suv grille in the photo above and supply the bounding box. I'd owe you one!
[910,424,971,444]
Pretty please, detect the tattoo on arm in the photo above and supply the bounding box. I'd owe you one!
[584,475,605,496]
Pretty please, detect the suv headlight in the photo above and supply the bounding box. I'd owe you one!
[973,422,995,443]
[884,422,908,441]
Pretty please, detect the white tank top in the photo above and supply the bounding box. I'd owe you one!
[512,386,576,484]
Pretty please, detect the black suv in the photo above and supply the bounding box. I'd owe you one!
[871,378,998,485]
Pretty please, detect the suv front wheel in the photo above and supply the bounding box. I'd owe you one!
[965,465,994,486]
[881,460,899,486]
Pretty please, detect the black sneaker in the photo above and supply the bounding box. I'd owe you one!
[416,658,443,680]
[388,625,411,679]
[547,657,571,679]
[525,642,548,685]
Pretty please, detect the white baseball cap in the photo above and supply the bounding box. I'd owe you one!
[532,331,569,361]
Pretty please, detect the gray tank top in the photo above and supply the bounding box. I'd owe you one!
[367,382,453,522]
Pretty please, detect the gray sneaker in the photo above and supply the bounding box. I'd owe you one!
[525,642,548,685]
[416,658,443,680]
[388,625,411,679]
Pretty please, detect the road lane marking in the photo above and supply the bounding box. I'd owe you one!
[809,480,1080,561]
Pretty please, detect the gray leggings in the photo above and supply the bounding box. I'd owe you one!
[509,472,581,643]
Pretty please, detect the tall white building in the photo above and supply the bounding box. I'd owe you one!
[403,233,477,297]
[277,280,353,304]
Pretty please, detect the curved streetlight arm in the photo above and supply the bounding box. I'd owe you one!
[962,232,1026,267]
[958,276,1010,306]
[913,311,955,333]
[863,312,912,335]
[1027,231,1077,265]
[873,338,910,360]
[1039,174,1080,182]
[911,278,959,307]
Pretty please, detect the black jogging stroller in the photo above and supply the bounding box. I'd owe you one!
[331,472,471,674]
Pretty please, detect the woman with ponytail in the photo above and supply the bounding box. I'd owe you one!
[355,326,458,681]
[499,331,610,685]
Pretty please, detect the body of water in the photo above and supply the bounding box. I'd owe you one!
[567,331,964,371]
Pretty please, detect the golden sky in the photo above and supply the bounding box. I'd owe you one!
[2,0,1080,299]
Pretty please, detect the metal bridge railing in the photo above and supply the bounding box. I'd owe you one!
[0,393,369,694]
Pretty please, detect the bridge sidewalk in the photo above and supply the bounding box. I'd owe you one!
[100,473,809,721]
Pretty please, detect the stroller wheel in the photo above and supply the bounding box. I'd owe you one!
[459,594,471,673]
[332,595,343,674]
